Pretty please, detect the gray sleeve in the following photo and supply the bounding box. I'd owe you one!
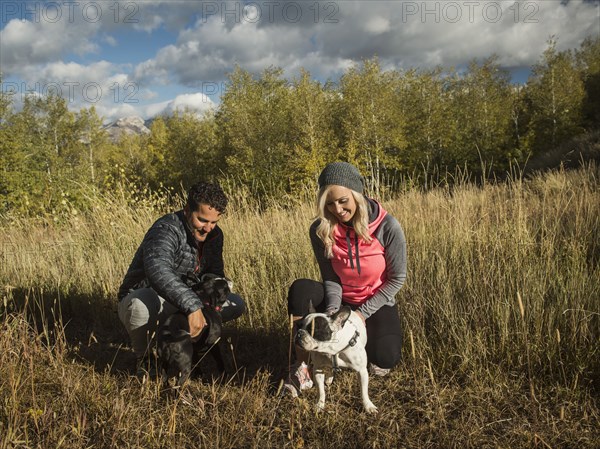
[143,223,202,315]
[358,215,407,319]
[309,221,343,314]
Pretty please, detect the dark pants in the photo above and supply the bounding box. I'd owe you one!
[287,278,403,369]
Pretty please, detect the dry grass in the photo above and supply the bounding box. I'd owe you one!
[1,165,599,448]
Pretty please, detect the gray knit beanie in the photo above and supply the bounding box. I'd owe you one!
[318,162,364,194]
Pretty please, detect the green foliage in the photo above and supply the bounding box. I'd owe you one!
[452,57,516,171]
[524,39,586,155]
[1,38,598,215]
[218,66,294,192]
[1,94,87,214]
[75,106,115,188]
[150,111,221,190]
[286,70,339,189]
[338,59,407,171]
[399,68,456,170]
[576,36,600,127]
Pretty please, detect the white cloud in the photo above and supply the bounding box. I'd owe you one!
[0,17,100,75]
[167,92,214,111]
[364,17,391,35]
[36,61,114,83]
[95,102,142,123]
[103,35,118,47]
[146,92,215,118]
[129,0,598,88]
[0,1,193,78]
[133,56,172,85]
[133,14,164,33]
[143,100,172,118]
[2,0,598,123]
[132,16,337,85]
[3,60,139,121]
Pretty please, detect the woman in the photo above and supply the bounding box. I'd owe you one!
[284,162,407,396]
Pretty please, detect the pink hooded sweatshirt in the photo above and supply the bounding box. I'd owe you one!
[310,199,407,318]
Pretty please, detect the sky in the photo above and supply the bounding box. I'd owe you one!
[1,0,599,123]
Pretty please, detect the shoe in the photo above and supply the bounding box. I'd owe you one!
[136,355,158,381]
[283,361,313,397]
[369,363,390,377]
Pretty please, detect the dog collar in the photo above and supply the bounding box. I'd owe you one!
[331,328,361,372]
[347,329,360,348]
[203,300,222,312]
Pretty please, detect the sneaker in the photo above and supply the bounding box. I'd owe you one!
[283,361,313,397]
[369,363,390,377]
[136,355,158,381]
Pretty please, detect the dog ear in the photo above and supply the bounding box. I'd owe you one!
[331,306,352,328]
[298,315,312,330]
[200,273,218,283]
[214,279,228,291]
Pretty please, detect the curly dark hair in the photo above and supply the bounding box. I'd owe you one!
[186,182,228,213]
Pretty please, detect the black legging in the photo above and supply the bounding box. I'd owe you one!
[287,278,403,369]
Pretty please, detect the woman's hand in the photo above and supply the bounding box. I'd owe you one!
[355,310,366,325]
[326,307,339,316]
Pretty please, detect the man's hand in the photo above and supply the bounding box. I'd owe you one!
[188,308,207,340]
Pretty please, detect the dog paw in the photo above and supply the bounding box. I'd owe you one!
[364,403,378,414]
[325,375,334,386]
[316,401,326,412]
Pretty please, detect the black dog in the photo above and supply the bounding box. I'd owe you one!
[156,312,194,389]
[191,273,233,313]
[157,274,231,389]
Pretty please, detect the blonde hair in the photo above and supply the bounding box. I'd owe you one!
[315,186,372,258]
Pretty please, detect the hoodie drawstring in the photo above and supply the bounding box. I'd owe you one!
[345,229,361,275]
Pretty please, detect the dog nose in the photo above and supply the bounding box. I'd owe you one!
[295,329,309,343]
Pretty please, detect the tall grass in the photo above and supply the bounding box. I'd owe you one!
[1,165,598,448]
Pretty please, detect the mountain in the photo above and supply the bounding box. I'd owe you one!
[102,116,151,142]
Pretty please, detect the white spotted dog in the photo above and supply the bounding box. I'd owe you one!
[295,306,377,414]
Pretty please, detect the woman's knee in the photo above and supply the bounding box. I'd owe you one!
[367,333,403,369]
[287,279,324,316]
[221,293,246,322]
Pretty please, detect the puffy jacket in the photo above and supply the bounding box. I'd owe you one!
[117,210,225,314]
[310,199,407,319]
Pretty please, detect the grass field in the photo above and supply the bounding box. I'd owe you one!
[1,165,599,448]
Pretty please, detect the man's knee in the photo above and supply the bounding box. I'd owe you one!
[118,288,160,329]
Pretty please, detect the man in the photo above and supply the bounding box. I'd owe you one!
[117,181,245,377]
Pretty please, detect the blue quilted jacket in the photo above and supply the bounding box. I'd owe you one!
[117,210,225,314]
